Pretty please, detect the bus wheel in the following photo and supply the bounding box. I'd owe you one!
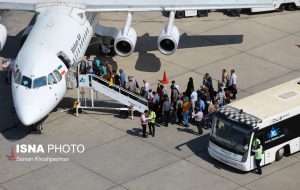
[287,4,295,11]
[275,148,284,161]
[277,4,285,12]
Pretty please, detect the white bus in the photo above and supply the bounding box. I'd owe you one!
[208,78,300,171]
[250,0,300,12]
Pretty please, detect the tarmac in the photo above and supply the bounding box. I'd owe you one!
[1,9,300,190]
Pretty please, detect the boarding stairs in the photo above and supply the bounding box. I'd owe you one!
[77,74,148,113]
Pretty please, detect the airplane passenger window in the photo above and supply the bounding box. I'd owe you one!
[21,76,32,88]
[53,70,62,82]
[33,76,47,89]
[48,73,57,85]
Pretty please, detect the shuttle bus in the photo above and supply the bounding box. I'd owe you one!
[208,78,300,171]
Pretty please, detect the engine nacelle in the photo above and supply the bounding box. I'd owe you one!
[114,27,137,57]
[157,25,180,55]
[0,24,7,51]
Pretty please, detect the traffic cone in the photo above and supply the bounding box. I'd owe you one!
[160,71,169,84]
[8,146,17,161]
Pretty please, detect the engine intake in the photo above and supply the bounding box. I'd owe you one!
[157,25,180,55]
[0,24,7,51]
[114,27,137,57]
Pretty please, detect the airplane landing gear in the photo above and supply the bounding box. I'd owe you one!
[31,122,43,134]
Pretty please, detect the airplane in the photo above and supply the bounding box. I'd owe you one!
[0,0,273,133]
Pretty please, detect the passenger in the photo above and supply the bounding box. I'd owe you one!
[193,107,204,135]
[199,97,206,112]
[225,88,231,104]
[101,64,107,77]
[203,73,213,90]
[171,84,179,109]
[190,95,196,124]
[113,70,120,86]
[148,89,154,108]
[126,76,137,94]
[182,97,190,127]
[108,71,114,89]
[229,69,237,99]
[142,80,150,99]
[140,110,149,138]
[176,97,183,124]
[119,69,126,88]
[131,76,139,89]
[94,56,101,75]
[86,55,93,74]
[79,60,87,74]
[215,88,226,107]
[190,87,197,102]
[106,61,113,77]
[162,97,171,127]
[156,83,163,96]
[152,91,160,115]
[171,80,179,91]
[207,101,218,128]
[161,85,167,95]
[222,69,229,87]
[185,77,194,98]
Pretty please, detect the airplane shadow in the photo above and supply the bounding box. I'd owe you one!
[135,52,161,72]
[175,131,247,174]
[135,33,243,53]
[0,12,37,58]
[0,88,31,141]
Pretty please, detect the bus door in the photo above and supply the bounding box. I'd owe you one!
[250,134,265,170]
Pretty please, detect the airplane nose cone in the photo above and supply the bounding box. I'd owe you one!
[17,105,41,126]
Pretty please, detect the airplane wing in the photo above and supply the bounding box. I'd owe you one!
[0,0,273,12]
[0,0,37,11]
[83,0,274,12]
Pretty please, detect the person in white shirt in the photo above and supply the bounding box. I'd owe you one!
[190,88,198,102]
[86,55,93,74]
[143,80,150,99]
[229,69,237,99]
[140,110,149,138]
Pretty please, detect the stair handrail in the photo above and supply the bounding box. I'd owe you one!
[88,74,148,106]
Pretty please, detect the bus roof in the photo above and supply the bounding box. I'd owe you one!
[229,78,300,121]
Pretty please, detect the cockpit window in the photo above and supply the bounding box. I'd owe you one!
[33,76,47,89]
[53,70,62,82]
[48,73,57,85]
[21,76,32,88]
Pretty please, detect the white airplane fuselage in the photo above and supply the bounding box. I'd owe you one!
[12,6,98,126]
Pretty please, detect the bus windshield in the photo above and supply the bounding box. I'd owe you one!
[210,116,252,155]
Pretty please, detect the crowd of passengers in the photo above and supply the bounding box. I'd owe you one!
[79,56,238,135]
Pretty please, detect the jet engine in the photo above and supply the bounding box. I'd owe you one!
[157,25,180,55]
[114,12,137,57]
[0,24,7,51]
[157,11,180,55]
[114,27,137,57]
